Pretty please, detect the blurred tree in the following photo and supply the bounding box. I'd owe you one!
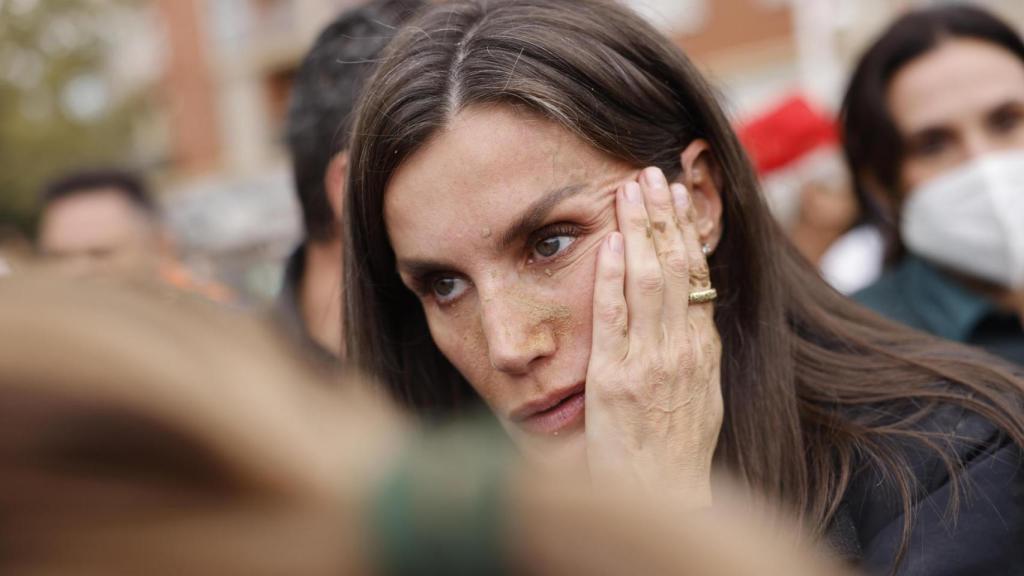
[0,0,149,237]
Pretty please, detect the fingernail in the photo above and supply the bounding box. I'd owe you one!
[642,167,662,187]
[672,184,689,208]
[608,232,623,253]
[624,182,641,204]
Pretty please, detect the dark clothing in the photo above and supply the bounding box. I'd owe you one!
[275,244,341,372]
[854,257,1024,366]
[826,403,1024,575]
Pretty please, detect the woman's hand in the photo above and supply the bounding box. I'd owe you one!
[584,166,723,504]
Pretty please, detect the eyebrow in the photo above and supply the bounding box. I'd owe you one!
[906,125,953,141]
[909,98,1024,136]
[396,258,446,279]
[496,182,587,251]
[987,99,1024,117]
[395,182,588,278]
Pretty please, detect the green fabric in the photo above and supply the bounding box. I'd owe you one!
[854,256,995,342]
[371,420,513,576]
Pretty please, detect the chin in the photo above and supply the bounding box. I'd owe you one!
[513,425,589,474]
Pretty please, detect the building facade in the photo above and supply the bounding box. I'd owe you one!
[144,0,1024,300]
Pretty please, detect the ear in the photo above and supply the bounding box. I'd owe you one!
[324,151,349,226]
[678,139,724,252]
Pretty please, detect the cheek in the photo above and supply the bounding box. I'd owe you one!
[1004,124,1024,149]
[900,158,949,196]
[424,304,490,380]
[547,255,598,356]
[423,302,516,417]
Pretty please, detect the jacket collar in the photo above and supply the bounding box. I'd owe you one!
[896,256,996,342]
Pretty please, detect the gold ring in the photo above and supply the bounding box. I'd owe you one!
[688,287,717,305]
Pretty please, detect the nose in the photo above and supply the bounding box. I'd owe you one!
[479,289,557,375]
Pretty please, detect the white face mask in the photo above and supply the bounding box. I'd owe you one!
[901,150,1024,288]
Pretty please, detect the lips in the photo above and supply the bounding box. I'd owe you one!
[511,382,586,435]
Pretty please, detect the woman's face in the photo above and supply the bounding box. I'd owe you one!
[385,106,639,463]
[889,38,1024,192]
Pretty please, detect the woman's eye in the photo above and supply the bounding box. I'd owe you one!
[989,106,1023,135]
[910,130,952,158]
[431,276,469,304]
[532,235,576,260]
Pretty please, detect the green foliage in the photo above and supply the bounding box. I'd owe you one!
[0,0,148,237]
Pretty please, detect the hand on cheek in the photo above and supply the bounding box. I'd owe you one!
[584,166,723,504]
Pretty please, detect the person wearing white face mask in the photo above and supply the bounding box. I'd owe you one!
[841,4,1024,366]
[902,151,1024,289]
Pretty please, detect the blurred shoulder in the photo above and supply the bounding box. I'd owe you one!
[839,401,1024,575]
[851,265,924,330]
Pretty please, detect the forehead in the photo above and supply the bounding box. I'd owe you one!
[40,188,151,248]
[385,106,625,251]
[887,38,1024,132]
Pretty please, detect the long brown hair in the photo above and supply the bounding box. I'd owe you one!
[344,0,1024,565]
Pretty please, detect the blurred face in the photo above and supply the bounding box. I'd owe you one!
[889,38,1024,192]
[385,106,638,462]
[38,188,160,278]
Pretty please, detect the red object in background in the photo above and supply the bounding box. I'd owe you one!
[737,95,838,175]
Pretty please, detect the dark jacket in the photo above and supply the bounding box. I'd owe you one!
[854,257,1024,366]
[827,403,1024,575]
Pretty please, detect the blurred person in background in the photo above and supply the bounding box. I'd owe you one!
[281,0,425,363]
[739,96,883,295]
[35,168,231,302]
[37,169,166,279]
[345,1,1024,573]
[842,4,1024,365]
[0,273,852,576]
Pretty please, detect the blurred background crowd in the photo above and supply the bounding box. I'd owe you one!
[3,0,1022,303]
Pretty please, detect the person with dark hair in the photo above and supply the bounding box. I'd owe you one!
[37,168,168,279]
[36,168,233,301]
[279,0,424,362]
[841,5,1024,366]
[344,0,1024,574]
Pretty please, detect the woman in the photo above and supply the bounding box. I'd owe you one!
[345,0,1024,573]
[841,5,1024,366]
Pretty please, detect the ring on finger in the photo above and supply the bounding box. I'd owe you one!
[688,287,718,305]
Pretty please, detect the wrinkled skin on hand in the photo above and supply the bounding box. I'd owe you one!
[585,165,723,504]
